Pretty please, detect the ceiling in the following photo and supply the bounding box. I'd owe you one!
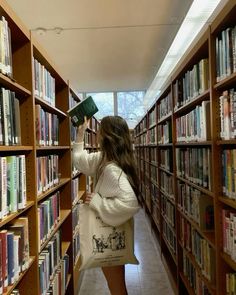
[6,0,193,94]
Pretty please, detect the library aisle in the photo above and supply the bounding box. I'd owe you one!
[79,209,174,295]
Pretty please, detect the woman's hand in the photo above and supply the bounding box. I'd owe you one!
[84,192,94,204]
[76,116,89,142]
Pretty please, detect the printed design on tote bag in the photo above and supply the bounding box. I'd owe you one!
[92,227,126,254]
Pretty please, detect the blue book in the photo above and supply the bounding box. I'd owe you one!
[7,232,14,285]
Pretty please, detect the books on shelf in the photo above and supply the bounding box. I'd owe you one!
[163,218,176,255]
[72,203,80,235]
[0,217,29,293]
[38,231,61,295]
[176,100,211,142]
[36,155,59,195]
[176,147,212,190]
[67,96,98,127]
[158,93,172,121]
[219,89,236,140]
[157,121,172,144]
[35,104,59,146]
[222,210,236,261]
[180,217,216,282]
[38,192,60,247]
[161,194,175,227]
[226,272,236,295]
[173,58,209,110]
[222,149,236,198]
[0,88,21,146]
[0,16,13,78]
[177,181,214,230]
[149,106,156,127]
[33,58,55,106]
[0,155,26,219]
[183,250,212,295]
[216,26,236,82]
[160,172,174,199]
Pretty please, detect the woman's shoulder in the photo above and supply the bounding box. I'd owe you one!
[102,162,124,178]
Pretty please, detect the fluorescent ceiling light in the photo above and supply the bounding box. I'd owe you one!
[143,0,223,109]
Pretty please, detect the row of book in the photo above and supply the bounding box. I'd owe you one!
[144,162,149,180]
[176,147,212,190]
[177,181,214,230]
[222,149,236,199]
[150,147,157,164]
[69,93,79,110]
[39,231,60,295]
[152,201,160,226]
[35,105,59,146]
[72,203,80,235]
[150,164,158,184]
[0,155,26,219]
[176,100,211,142]
[161,194,175,227]
[143,147,149,161]
[220,89,236,140]
[157,121,172,144]
[160,171,174,199]
[34,58,56,106]
[180,217,215,282]
[0,88,21,146]
[139,117,147,133]
[182,250,211,295]
[0,217,29,294]
[71,178,79,206]
[226,272,236,295]
[36,155,59,195]
[38,192,60,248]
[158,93,172,121]
[147,127,156,144]
[0,16,12,77]
[222,210,236,261]
[216,26,236,82]
[173,58,209,110]
[162,218,176,255]
[149,107,156,127]
[150,183,159,205]
[160,149,172,171]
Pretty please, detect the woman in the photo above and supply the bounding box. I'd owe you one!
[73,115,140,295]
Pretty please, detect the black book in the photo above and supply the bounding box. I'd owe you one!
[67,96,98,126]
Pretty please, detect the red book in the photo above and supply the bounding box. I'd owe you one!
[0,230,8,292]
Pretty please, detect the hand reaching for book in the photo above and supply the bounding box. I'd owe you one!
[76,116,89,142]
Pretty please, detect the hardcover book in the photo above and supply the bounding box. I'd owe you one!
[67,96,98,126]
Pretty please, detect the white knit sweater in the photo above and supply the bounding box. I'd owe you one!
[73,142,140,227]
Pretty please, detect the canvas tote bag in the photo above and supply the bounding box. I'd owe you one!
[79,203,139,270]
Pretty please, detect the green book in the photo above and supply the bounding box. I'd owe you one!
[67,96,98,126]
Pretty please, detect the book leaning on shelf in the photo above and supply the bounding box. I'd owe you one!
[67,96,98,126]
[0,217,29,294]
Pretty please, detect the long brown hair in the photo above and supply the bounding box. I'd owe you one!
[97,116,139,196]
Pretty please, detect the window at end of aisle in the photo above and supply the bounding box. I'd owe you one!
[86,92,114,120]
[117,91,145,129]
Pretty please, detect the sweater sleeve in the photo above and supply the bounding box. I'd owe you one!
[72,142,101,176]
[89,164,140,226]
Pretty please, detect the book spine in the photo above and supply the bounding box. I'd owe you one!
[7,232,14,285]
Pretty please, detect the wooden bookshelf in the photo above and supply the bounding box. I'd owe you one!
[134,1,236,294]
[0,1,99,294]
